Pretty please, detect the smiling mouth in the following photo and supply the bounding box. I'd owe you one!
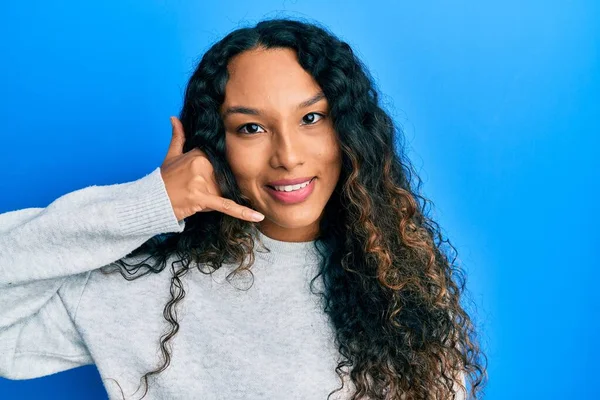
[265,177,316,191]
[264,177,317,205]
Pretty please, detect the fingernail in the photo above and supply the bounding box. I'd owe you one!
[251,212,265,221]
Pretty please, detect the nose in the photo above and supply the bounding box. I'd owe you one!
[269,126,305,170]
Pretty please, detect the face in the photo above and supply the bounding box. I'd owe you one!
[220,47,342,242]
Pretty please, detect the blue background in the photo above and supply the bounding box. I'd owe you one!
[1,1,598,399]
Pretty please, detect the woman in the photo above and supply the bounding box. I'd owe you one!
[0,18,486,399]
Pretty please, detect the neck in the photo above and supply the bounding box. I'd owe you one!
[250,226,324,266]
[257,220,320,242]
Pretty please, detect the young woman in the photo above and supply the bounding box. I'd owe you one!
[0,18,487,400]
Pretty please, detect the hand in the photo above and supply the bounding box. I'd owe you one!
[159,116,265,223]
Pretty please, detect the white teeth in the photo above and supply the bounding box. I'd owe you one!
[272,179,312,192]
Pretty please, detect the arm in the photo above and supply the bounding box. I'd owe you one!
[0,166,184,286]
[0,167,185,379]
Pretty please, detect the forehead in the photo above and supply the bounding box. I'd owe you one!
[222,47,324,111]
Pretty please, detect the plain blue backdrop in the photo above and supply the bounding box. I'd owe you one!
[1,1,598,399]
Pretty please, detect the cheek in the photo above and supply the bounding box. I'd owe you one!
[319,137,342,170]
[225,140,262,189]
[229,164,256,191]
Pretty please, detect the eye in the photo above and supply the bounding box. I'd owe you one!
[236,112,326,135]
[237,123,266,135]
[302,112,325,125]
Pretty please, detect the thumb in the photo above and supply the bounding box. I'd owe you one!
[165,116,186,161]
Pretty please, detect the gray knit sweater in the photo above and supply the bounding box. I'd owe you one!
[0,167,465,400]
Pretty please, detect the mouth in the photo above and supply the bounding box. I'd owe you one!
[265,176,316,191]
[264,177,317,205]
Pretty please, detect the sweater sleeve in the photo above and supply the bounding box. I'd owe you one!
[0,166,185,379]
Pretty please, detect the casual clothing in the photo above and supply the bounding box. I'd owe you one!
[0,167,464,399]
[0,167,355,399]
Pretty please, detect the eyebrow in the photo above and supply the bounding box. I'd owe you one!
[221,91,326,120]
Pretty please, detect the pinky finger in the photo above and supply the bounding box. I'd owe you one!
[204,195,265,222]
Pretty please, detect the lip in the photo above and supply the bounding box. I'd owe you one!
[267,176,315,186]
[265,177,316,205]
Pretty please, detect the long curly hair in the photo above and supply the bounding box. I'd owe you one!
[102,17,487,400]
